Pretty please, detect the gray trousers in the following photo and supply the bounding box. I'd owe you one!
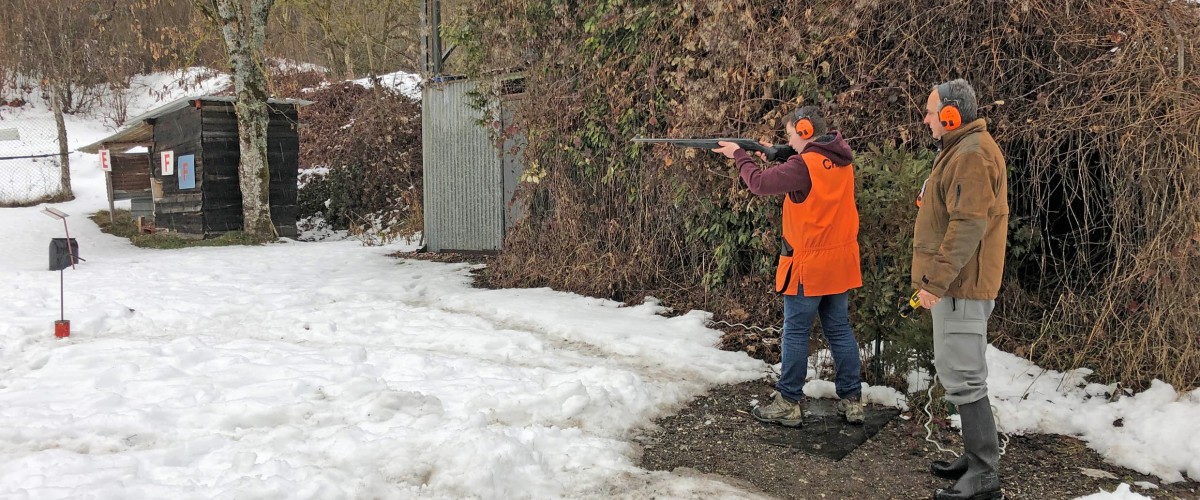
[932,297,995,406]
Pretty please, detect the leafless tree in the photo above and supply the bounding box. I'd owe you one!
[196,0,278,239]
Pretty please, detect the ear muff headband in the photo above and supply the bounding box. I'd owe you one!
[795,117,815,140]
[939,100,962,131]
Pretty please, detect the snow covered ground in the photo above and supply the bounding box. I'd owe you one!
[0,72,767,498]
[0,70,1195,499]
[0,212,767,498]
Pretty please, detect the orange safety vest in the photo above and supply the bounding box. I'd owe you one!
[774,152,863,296]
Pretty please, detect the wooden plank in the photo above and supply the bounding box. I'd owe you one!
[155,196,203,211]
[112,178,152,192]
[268,187,296,198]
[206,220,243,232]
[203,174,240,184]
[155,198,203,208]
[204,201,243,211]
[161,193,203,203]
[155,213,204,235]
[131,196,155,218]
[203,191,241,204]
[112,188,152,201]
[156,205,203,215]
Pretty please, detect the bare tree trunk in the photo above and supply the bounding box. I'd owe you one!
[324,45,338,77]
[232,79,274,238]
[49,82,73,200]
[199,0,277,239]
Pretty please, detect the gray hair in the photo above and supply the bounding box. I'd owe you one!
[935,79,978,123]
[786,106,828,137]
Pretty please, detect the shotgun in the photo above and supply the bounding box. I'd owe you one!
[631,137,798,162]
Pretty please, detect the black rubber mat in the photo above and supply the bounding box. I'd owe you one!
[756,398,901,461]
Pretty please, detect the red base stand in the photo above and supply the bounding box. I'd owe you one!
[54,320,70,338]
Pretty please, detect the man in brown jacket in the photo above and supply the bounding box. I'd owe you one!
[913,79,1008,500]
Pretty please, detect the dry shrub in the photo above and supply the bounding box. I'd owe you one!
[292,78,423,240]
[450,0,1200,390]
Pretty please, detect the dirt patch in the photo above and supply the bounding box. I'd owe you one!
[389,250,493,266]
[635,380,1198,499]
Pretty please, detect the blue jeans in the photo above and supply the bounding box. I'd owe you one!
[776,285,863,401]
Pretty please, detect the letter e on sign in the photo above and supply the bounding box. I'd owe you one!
[99,149,111,171]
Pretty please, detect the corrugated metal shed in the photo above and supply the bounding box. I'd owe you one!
[422,79,505,252]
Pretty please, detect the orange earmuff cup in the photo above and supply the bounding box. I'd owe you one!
[939,104,962,131]
[795,118,815,140]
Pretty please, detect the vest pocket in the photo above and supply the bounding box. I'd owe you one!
[775,255,795,294]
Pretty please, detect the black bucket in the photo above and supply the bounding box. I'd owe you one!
[49,238,79,271]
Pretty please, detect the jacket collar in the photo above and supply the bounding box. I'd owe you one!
[938,118,988,151]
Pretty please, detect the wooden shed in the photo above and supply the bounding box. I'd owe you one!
[80,95,311,238]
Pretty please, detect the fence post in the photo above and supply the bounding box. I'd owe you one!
[49,85,72,199]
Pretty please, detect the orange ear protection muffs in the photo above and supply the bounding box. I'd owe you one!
[795,117,815,140]
[938,99,962,131]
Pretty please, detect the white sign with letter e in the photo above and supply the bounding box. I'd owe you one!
[98,149,111,172]
[161,150,174,175]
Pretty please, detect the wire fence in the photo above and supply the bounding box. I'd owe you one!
[0,110,66,206]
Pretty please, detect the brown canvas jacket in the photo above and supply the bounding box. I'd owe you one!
[911,119,1009,300]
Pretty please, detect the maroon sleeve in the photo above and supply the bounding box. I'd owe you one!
[735,149,811,202]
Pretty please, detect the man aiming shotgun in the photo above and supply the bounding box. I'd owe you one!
[708,106,868,427]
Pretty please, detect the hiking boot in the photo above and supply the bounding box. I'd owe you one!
[752,391,804,427]
[931,454,968,480]
[836,396,865,424]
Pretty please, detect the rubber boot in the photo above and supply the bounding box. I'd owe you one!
[931,454,968,480]
[934,397,1002,500]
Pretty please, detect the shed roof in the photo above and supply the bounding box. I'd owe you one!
[77,95,313,154]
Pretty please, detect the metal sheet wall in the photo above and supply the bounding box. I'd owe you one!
[422,80,503,252]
